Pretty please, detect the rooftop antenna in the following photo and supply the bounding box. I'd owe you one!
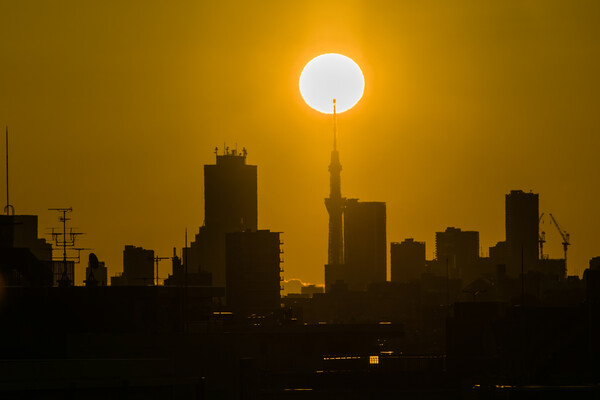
[4,127,14,216]
[48,207,86,287]
[333,99,338,151]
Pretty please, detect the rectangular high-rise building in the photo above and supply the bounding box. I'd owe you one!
[505,190,539,277]
[436,227,479,282]
[226,230,281,317]
[204,150,257,232]
[187,149,257,288]
[343,199,386,290]
[391,238,426,283]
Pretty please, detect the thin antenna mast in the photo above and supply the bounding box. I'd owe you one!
[333,99,337,151]
[5,127,8,214]
[4,127,14,216]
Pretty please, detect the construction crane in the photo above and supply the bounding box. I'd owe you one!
[549,213,570,266]
[154,256,169,286]
[538,212,546,260]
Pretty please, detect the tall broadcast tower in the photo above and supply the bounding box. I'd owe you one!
[325,99,345,266]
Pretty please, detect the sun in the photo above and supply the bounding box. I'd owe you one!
[299,53,365,114]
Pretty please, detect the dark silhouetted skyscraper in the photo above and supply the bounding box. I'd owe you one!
[343,199,387,290]
[505,190,539,277]
[226,230,281,317]
[391,238,425,283]
[436,227,479,281]
[187,148,257,288]
[204,149,257,232]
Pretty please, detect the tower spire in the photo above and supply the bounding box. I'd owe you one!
[325,98,345,266]
[333,98,337,151]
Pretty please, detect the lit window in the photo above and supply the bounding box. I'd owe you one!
[369,356,379,365]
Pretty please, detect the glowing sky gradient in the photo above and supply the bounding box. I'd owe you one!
[1,1,599,284]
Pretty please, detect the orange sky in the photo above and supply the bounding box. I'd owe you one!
[1,1,599,284]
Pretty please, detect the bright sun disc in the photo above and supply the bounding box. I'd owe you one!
[299,53,364,114]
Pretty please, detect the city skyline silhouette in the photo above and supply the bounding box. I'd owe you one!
[1,3,600,397]
[1,1,599,285]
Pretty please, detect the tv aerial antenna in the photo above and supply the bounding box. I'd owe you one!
[48,207,87,287]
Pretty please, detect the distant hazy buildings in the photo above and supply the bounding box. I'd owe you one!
[301,284,324,297]
[505,190,539,277]
[226,230,282,317]
[111,245,154,286]
[187,148,257,288]
[391,238,426,283]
